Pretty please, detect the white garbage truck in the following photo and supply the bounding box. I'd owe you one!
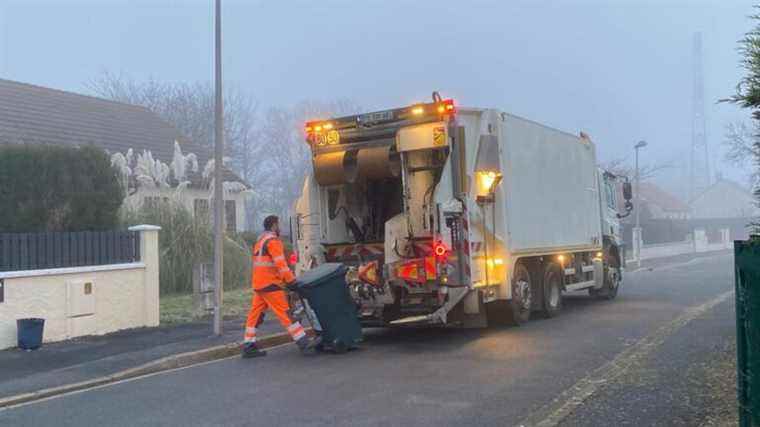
[292,93,633,327]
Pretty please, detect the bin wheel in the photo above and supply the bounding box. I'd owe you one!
[333,339,348,354]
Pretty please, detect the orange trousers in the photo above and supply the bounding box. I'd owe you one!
[243,289,306,344]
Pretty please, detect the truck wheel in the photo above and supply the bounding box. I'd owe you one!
[590,253,621,300]
[509,263,532,325]
[541,263,563,318]
[601,265,621,300]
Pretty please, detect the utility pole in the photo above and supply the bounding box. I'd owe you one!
[634,140,647,267]
[212,0,224,336]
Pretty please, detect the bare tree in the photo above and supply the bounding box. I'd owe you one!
[88,71,361,230]
[87,71,265,225]
[724,121,760,185]
[599,157,673,181]
[86,71,260,176]
[251,99,362,225]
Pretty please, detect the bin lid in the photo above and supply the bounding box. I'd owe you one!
[294,263,347,289]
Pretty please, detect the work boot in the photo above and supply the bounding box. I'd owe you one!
[295,336,318,355]
[241,342,267,358]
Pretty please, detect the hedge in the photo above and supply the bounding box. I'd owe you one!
[0,144,124,232]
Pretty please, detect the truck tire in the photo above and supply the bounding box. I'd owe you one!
[541,262,563,318]
[508,263,532,325]
[590,250,621,300]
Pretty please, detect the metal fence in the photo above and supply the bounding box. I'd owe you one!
[735,237,760,427]
[0,231,140,272]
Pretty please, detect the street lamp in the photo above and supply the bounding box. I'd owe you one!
[634,140,647,267]
[212,0,224,336]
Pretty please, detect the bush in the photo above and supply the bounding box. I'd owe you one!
[121,200,250,295]
[0,144,124,232]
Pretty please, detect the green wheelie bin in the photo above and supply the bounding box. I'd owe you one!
[293,263,362,353]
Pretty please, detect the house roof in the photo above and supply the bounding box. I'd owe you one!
[690,179,756,204]
[0,78,247,189]
[639,182,689,212]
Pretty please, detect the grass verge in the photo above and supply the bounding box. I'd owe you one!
[700,338,738,427]
[160,287,252,325]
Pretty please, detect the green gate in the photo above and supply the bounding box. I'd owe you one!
[736,237,760,427]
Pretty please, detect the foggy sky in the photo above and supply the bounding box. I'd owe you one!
[0,0,756,193]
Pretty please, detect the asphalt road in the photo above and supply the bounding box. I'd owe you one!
[0,252,735,427]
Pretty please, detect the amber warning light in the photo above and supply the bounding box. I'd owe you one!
[305,99,456,145]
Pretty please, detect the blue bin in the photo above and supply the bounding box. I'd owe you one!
[17,318,44,350]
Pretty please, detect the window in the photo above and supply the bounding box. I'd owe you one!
[225,200,237,233]
[143,196,161,210]
[604,181,616,210]
[196,199,235,232]
[194,199,210,221]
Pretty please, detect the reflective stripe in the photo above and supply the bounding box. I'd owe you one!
[245,327,256,334]
[287,322,306,340]
[254,262,276,268]
[272,255,286,262]
[244,336,256,343]
[279,267,291,273]
[253,256,271,262]
[256,235,276,257]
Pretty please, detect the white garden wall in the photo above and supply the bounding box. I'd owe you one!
[0,226,160,350]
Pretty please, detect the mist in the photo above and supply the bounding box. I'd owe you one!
[0,0,754,194]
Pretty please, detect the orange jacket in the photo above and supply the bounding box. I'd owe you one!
[252,232,296,290]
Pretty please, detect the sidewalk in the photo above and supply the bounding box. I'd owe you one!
[625,248,732,272]
[0,315,282,401]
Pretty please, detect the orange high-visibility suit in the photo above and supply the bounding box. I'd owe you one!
[243,232,306,345]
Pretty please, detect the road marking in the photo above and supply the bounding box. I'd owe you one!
[0,342,292,412]
[406,394,472,409]
[517,289,734,427]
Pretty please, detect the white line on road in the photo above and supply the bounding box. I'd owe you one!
[517,289,734,427]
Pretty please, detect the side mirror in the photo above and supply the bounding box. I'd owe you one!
[622,182,633,201]
[617,200,634,219]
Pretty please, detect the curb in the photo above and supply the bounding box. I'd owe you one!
[0,330,301,409]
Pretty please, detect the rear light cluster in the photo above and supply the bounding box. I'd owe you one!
[289,251,298,266]
[409,99,455,117]
[433,241,450,263]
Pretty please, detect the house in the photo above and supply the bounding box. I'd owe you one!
[690,179,759,220]
[0,78,250,232]
[638,182,690,220]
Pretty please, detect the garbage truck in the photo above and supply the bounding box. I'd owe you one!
[291,93,633,327]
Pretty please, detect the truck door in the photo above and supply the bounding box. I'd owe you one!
[293,172,323,273]
[601,172,621,243]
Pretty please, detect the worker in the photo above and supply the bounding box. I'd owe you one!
[242,215,315,358]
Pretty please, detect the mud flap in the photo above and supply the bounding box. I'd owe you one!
[447,290,488,328]
[592,258,604,289]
